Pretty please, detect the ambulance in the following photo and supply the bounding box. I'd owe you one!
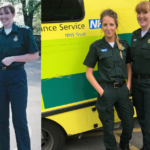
[41,0,146,149]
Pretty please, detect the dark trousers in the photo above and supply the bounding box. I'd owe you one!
[0,68,30,150]
[96,83,134,150]
[132,77,150,150]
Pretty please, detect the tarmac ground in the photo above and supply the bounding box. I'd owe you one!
[63,118,143,150]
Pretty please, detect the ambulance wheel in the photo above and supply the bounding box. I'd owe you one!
[42,119,66,150]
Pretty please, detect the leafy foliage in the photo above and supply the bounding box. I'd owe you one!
[1,0,41,34]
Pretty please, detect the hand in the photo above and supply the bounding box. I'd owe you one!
[126,83,130,91]
[100,89,104,97]
[2,57,15,66]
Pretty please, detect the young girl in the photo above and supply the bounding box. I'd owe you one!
[83,9,134,150]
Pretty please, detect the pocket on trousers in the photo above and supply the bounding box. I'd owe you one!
[100,86,107,98]
[100,89,105,98]
[124,84,130,92]
[96,105,107,121]
[129,101,134,116]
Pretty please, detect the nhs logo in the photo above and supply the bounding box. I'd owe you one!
[89,19,101,29]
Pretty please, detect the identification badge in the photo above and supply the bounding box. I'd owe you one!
[133,39,137,42]
[148,39,150,43]
[14,35,18,42]
[101,49,108,52]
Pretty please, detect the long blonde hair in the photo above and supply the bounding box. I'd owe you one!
[100,9,123,59]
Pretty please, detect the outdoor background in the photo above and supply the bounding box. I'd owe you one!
[0,1,41,150]
[0,0,41,51]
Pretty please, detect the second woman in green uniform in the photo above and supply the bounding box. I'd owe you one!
[131,1,150,150]
[83,9,134,150]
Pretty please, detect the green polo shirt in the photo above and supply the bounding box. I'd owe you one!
[83,37,130,83]
[130,28,150,75]
[0,23,38,67]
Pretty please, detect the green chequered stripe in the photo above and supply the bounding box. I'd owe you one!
[42,71,98,109]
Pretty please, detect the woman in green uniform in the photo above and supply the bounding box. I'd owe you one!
[131,1,150,150]
[0,3,39,150]
[83,9,134,150]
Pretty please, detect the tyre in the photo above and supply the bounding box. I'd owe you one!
[42,119,66,150]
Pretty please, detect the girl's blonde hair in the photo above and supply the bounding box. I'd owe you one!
[136,1,150,13]
[100,9,123,59]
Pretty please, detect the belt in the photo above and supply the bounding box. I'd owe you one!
[133,73,150,79]
[102,81,125,88]
[0,66,23,70]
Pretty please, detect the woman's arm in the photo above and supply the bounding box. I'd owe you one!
[2,52,39,66]
[126,63,132,91]
[86,67,104,96]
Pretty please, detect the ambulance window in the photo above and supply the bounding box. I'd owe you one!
[42,0,84,22]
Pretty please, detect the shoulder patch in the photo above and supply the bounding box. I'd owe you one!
[18,25,30,30]
[120,46,125,50]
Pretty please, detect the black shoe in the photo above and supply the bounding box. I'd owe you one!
[140,147,147,150]
[119,143,130,150]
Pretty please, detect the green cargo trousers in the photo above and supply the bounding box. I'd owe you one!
[96,83,134,150]
[132,77,150,150]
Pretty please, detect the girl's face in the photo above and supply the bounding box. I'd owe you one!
[0,7,15,29]
[137,9,150,31]
[102,16,117,41]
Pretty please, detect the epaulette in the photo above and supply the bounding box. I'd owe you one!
[133,28,141,35]
[119,38,127,43]
[18,25,30,30]
[92,39,103,47]
[119,39,129,47]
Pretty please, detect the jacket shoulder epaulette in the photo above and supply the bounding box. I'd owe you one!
[91,39,104,48]
[17,25,30,30]
[119,38,128,44]
[133,28,141,34]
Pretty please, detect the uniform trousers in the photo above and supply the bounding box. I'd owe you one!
[132,77,150,150]
[96,83,134,150]
[0,68,30,150]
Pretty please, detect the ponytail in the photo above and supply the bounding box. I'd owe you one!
[115,33,123,59]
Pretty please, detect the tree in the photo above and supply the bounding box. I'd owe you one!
[2,0,41,31]
[21,0,41,31]
[33,4,41,35]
